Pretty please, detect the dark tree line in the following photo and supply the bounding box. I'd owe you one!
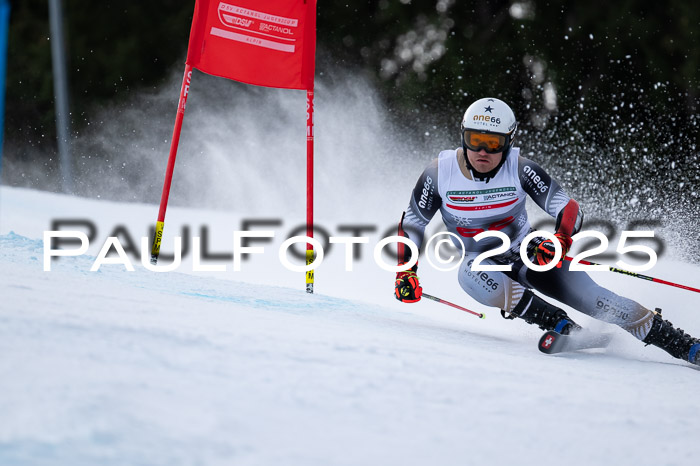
[4,0,699,164]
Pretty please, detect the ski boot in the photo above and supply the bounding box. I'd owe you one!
[643,312,700,366]
[507,289,581,335]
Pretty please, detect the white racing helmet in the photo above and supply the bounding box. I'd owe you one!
[460,97,518,177]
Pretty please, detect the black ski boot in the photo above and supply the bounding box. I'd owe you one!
[643,312,700,365]
[508,289,581,335]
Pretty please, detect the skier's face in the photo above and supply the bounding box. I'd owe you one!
[466,148,503,173]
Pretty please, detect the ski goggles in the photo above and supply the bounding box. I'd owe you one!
[463,130,507,154]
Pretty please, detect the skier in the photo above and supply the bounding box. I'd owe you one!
[394,97,700,365]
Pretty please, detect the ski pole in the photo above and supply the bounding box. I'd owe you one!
[563,257,700,294]
[422,293,486,319]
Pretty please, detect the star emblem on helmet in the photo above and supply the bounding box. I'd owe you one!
[484,105,494,113]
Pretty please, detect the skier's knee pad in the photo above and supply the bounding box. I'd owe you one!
[457,257,525,311]
[510,289,580,334]
[585,289,654,340]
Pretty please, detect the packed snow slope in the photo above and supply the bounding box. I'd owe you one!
[1,186,699,466]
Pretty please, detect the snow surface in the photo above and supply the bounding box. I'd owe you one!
[1,185,699,466]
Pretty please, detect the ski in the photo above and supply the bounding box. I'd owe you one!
[538,329,614,355]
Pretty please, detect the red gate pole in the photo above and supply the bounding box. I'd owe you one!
[305,88,315,293]
[150,64,193,265]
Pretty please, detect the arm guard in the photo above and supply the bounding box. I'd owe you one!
[518,156,583,233]
[555,199,583,237]
[397,159,442,268]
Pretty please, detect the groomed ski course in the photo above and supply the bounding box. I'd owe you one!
[1,186,698,466]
